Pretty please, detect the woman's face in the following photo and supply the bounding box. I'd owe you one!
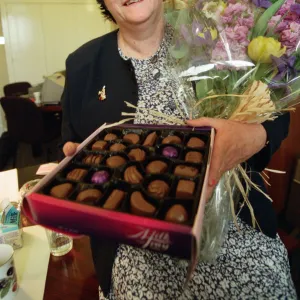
[104,0,163,26]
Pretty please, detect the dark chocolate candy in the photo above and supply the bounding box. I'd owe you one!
[174,165,198,178]
[76,189,102,203]
[106,156,127,168]
[92,140,107,151]
[82,154,102,165]
[104,133,118,141]
[91,170,110,184]
[50,183,73,199]
[128,148,146,162]
[162,135,182,145]
[147,180,169,199]
[165,205,188,224]
[146,161,168,174]
[103,189,125,210]
[143,132,157,147]
[130,191,156,216]
[67,168,88,181]
[123,133,140,144]
[162,146,178,158]
[185,151,203,164]
[176,180,195,199]
[187,137,205,149]
[110,143,126,152]
[124,166,143,184]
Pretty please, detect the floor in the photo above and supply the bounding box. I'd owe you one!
[2,137,61,171]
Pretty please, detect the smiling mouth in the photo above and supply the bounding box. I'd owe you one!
[124,0,143,6]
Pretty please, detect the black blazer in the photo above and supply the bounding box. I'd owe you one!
[61,30,290,295]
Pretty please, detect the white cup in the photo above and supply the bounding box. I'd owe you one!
[33,92,41,104]
[0,244,18,299]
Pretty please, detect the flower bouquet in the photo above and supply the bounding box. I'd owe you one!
[124,0,300,261]
[163,0,300,260]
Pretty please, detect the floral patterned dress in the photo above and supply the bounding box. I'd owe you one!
[99,27,297,300]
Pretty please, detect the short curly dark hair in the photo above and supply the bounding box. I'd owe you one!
[96,0,117,23]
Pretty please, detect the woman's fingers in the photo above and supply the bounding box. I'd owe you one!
[186,117,224,185]
[63,142,79,157]
[186,117,220,129]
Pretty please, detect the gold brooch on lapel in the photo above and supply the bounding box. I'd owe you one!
[98,86,106,101]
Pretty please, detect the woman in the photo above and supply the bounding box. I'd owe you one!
[61,0,297,298]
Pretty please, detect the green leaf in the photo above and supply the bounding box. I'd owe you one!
[0,279,12,299]
[251,0,285,38]
[169,44,189,59]
[173,9,191,30]
[196,79,212,100]
[165,11,180,28]
[254,63,274,80]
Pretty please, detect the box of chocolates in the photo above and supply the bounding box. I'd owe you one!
[24,124,214,262]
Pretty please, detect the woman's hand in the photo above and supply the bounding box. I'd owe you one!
[63,142,80,157]
[186,118,267,198]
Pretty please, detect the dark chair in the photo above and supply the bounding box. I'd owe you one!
[4,82,32,97]
[0,97,61,167]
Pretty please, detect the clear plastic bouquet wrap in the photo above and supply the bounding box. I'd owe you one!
[124,0,300,261]
[164,0,300,260]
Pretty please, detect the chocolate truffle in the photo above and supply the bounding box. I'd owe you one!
[110,143,126,152]
[91,170,110,184]
[174,165,199,178]
[103,189,125,210]
[187,137,205,149]
[130,191,156,217]
[146,161,168,174]
[106,156,127,168]
[50,183,73,199]
[176,180,195,199]
[92,140,107,151]
[162,135,182,145]
[104,133,118,141]
[82,154,102,165]
[124,166,143,184]
[67,169,88,181]
[147,180,169,199]
[128,148,146,162]
[143,132,157,147]
[162,146,178,158]
[185,151,203,164]
[76,189,102,203]
[123,133,140,144]
[165,205,188,224]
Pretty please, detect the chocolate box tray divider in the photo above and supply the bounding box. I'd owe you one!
[24,124,215,269]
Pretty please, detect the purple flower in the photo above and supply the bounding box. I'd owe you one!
[221,3,254,29]
[192,21,203,37]
[280,22,300,55]
[277,0,294,16]
[211,39,249,67]
[223,25,250,46]
[252,0,272,8]
[268,15,288,32]
[291,3,300,15]
[271,55,298,81]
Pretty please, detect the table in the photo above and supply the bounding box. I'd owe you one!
[39,104,62,113]
[18,165,99,300]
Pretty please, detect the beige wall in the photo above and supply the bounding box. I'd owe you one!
[0,14,9,97]
[1,1,115,85]
[0,15,8,134]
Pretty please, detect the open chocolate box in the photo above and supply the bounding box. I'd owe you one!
[24,124,214,265]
